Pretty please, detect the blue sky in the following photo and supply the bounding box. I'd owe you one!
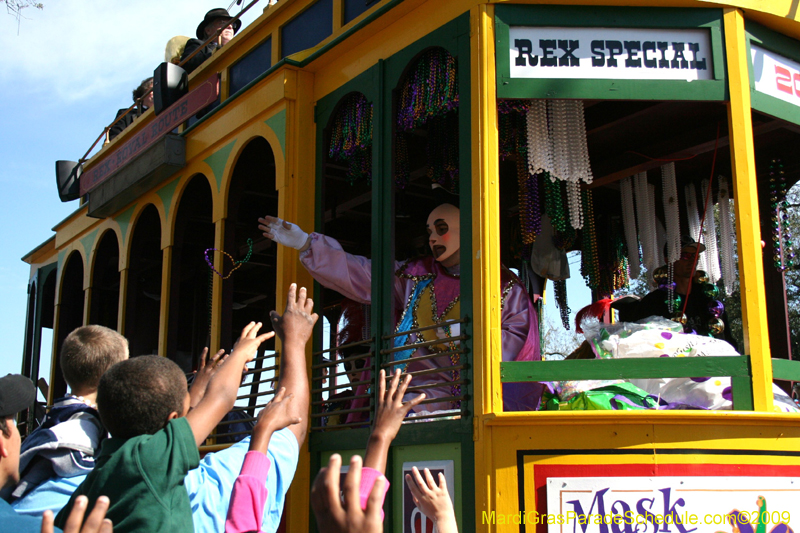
[0,1,263,380]
[0,1,592,383]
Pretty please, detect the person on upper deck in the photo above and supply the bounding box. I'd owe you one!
[108,78,153,141]
[180,8,241,75]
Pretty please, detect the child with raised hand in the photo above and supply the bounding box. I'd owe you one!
[405,467,457,533]
[311,454,387,533]
[224,388,300,533]
[225,282,318,533]
[55,321,273,533]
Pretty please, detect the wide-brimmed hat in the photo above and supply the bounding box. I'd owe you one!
[0,374,35,419]
[680,235,706,254]
[196,8,242,40]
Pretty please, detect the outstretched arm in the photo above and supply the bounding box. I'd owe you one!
[186,322,274,447]
[270,283,317,446]
[364,369,425,474]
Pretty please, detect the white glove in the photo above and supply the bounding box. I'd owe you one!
[267,218,309,250]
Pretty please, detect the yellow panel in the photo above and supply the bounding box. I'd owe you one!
[724,8,773,411]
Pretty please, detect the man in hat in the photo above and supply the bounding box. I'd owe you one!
[180,8,242,74]
[0,374,112,532]
[614,236,734,342]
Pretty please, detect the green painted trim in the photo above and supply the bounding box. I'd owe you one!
[392,443,463,533]
[745,21,800,126]
[501,356,750,382]
[203,140,237,192]
[731,375,754,410]
[264,109,287,158]
[156,176,182,221]
[79,230,98,261]
[57,249,66,272]
[771,358,800,382]
[114,204,137,250]
[495,6,726,101]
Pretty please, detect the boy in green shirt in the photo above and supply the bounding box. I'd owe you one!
[55,283,317,533]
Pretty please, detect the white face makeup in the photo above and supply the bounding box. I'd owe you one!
[426,204,460,266]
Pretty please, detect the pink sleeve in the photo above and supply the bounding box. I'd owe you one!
[359,467,390,519]
[501,284,544,412]
[225,451,271,533]
[299,233,374,304]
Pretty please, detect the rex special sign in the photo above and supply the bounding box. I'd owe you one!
[508,27,713,81]
[750,44,800,108]
[545,476,796,533]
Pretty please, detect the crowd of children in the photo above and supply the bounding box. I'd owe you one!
[0,283,458,532]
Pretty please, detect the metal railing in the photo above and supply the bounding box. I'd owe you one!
[212,348,279,442]
[310,337,375,431]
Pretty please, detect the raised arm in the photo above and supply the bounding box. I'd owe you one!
[186,322,274,447]
[269,283,318,446]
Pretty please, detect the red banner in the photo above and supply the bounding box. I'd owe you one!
[80,75,220,195]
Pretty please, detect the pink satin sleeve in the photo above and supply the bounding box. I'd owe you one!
[225,451,271,533]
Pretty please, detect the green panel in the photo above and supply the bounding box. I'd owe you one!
[319,448,367,467]
[155,176,182,220]
[731,375,754,410]
[771,358,800,382]
[501,356,750,382]
[114,204,137,250]
[745,21,800,126]
[264,108,287,158]
[495,5,726,101]
[203,140,237,192]
[57,249,66,271]
[79,229,98,260]
[392,443,463,533]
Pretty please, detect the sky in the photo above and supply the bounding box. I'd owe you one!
[0,1,264,380]
[0,0,591,383]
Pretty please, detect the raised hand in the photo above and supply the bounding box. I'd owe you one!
[405,467,458,533]
[189,347,228,408]
[42,495,113,533]
[249,387,301,454]
[257,215,310,251]
[311,454,385,533]
[231,322,275,363]
[363,369,425,474]
[270,284,318,349]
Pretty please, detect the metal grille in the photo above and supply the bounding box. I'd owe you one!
[212,349,280,442]
[380,318,469,423]
[310,337,375,431]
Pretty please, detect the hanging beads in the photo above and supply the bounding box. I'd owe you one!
[396,48,459,131]
[717,176,737,296]
[554,279,571,330]
[700,179,722,283]
[770,158,796,272]
[684,183,708,273]
[620,176,641,279]
[329,93,373,185]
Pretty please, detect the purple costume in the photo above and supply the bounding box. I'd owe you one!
[300,233,542,412]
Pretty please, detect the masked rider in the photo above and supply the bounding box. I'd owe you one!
[259,204,541,412]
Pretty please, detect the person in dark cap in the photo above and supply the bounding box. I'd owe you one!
[180,8,242,74]
[0,374,113,532]
[613,236,735,343]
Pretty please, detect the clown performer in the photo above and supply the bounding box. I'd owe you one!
[258,203,542,413]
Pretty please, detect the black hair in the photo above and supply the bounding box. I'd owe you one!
[0,417,8,438]
[97,356,187,439]
[132,77,154,103]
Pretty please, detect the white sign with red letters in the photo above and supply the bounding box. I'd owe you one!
[751,44,800,108]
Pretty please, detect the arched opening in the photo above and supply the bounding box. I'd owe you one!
[219,137,278,440]
[167,175,214,372]
[54,251,85,397]
[90,230,120,329]
[124,205,163,357]
[312,91,375,430]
